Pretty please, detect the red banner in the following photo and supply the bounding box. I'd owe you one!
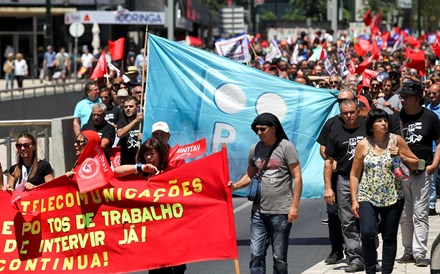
[0,148,237,273]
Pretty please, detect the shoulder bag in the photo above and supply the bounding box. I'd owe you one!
[247,140,280,202]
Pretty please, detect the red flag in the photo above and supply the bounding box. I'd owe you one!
[433,42,440,59]
[320,41,327,60]
[405,50,426,75]
[380,31,390,47]
[349,58,356,75]
[90,51,108,79]
[355,54,377,74]
[354,38,372,57]
[372,39,379,58]
[362,69,379,87]
[108,38,125,61]
[363,10,372,26]
[370,13,382,35]
[73,130,113,193]
[407,35,421,49]
[169,138,207,162]
[108,146,121,169]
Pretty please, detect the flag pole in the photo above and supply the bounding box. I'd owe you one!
[234,259,241,274]
[139,24,149,134]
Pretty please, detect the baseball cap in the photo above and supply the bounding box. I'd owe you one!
[117,89,129,97]
[399,82,422,97]
[152,121,170,133]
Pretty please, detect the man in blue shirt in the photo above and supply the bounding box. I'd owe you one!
[73,81,101,136]
[426,83,440,216]
[43,45,56,81]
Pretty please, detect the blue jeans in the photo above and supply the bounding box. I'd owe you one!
[250,211,292,274]
[429,167,439,210]
[359,200,403,274]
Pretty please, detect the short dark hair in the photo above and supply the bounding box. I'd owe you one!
[84,81,97,97]
[365,109,389,137]
[136,138,169,172]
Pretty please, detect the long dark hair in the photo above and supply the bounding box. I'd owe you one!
[12,133,38,181]
[365,109,389,137]
[136,138,169,172]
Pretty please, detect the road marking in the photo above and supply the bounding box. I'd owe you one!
[234,201,252,213]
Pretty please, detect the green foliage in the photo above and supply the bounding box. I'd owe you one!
[260,10,278,21]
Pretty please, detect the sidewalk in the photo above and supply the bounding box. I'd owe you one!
[304,200,440,273]
[0,78,83,101]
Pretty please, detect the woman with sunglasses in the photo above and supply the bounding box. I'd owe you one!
[65,132,89,178]
[114,138,186,273]
[4,133,54,191]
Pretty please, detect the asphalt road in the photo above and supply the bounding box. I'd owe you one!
[135,197,331,274]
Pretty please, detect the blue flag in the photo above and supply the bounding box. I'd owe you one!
[144,34,339,198]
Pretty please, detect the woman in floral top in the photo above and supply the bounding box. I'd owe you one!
[350,109,419,274]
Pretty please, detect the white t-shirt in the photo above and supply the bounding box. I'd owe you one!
[14,59,28,76]
[81,53,94,68]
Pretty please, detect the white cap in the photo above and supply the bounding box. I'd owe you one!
[152,121,169,133]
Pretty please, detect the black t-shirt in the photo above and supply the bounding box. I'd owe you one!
[117,114,140,165]
[8,160,53,187]
[390,108,440,164]
[105,104,122,127]
[82,120,116,146]
[325,121,366,176]
[317,115,344,146]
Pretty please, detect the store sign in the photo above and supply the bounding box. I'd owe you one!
[397,0,412,9]
[65,11,165,25]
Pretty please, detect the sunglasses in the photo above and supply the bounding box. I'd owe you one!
[74,140,86,146]
[371,84,379,87]
[15,143,31,149]
[255,127,269,133]
[329,81,339,84]
[428,92,437,96]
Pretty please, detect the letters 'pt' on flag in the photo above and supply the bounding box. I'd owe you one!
[108,38,125,61]
[144,34,339,198]
[215,34,251,63]
[0,147,237,273]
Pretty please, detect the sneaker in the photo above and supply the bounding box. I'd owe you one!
[396,253,415,263]
[325,251,343,264]
[415,256,429,267]
[321,218,329,225]
[429,208,437,216]
[345,262,364,273]
[375,263,381,272]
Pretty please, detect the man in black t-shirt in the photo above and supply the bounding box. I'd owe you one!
[82,103,115,153]
[390,82,440,266]
[324,99,365,272]
[317,89,357,265]
[117,97,143,165]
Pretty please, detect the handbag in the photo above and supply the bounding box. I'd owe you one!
[392,156,410,182]
[247,176,261,202]
[247,140,280,202]
[391,134,410,181]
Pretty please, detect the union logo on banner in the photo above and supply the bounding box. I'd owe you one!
[78,158,100,179]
